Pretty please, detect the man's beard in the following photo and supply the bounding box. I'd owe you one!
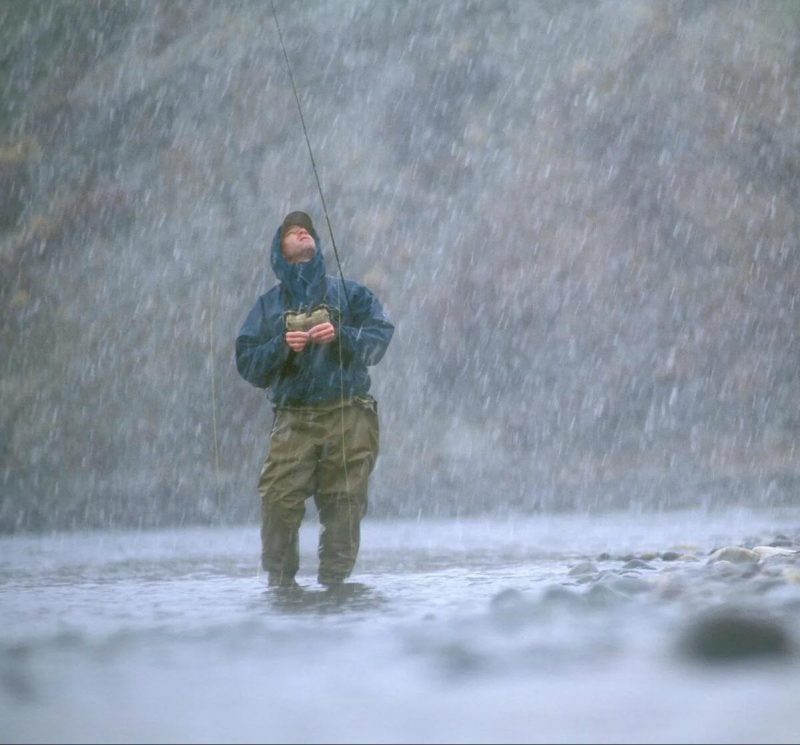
[295,244,316,262]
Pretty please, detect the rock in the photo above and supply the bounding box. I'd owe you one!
[640,551,659,561]
[490,587,527,612]
[767,585,800,612]
[711,560,741,577]
[655,576,685,599]
[623,559,656,571]
[661,551,681,561]
[707,546,760,564]
[601,575,651,596]
[584,583,629,606]
[568,561,598,576]
[490,588,539,630]
[596,552,611,561]
[541,585,584,607]
[747,577,786,595]
[753,546,797,560]
[769,535,793,548]
[679,609,793,661]
[784,569,800,585]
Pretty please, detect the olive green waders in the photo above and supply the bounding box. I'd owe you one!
[258,396,379,586]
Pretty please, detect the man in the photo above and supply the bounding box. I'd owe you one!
[235,211,394,588]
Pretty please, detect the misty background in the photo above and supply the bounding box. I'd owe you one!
[1,0,798,533]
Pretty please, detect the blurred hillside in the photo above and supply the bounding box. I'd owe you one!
[1,0,798,532]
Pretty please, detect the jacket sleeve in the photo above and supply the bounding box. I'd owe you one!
[235,296,290,389]
[337,284,394,366]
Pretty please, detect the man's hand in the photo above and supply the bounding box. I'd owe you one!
[285,330,310,353]
[308,322,336,344]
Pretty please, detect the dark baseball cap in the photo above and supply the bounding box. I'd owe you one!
[281,211,315,237]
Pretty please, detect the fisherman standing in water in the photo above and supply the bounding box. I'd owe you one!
[235,211,394,588]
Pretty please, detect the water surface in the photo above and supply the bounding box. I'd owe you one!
[2,508,799,743]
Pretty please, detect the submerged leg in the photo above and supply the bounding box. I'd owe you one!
[315,400,379,585]
[258,410,318,585]
[315,491,367,585]
[261,492,305,586]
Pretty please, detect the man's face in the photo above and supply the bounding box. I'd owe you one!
[281,226,316,264]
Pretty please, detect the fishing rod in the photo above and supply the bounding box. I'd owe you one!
[270,0,352,315]
[206,5,356,529]
[271,0,354,508]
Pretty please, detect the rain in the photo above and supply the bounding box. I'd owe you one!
[1,1,799,742]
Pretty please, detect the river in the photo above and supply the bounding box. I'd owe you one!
[2,507,799,743]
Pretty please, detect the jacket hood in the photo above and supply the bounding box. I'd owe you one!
[270,224,327,308]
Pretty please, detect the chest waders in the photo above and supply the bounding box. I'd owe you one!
[260,2,376,587]
[258,396,379,586]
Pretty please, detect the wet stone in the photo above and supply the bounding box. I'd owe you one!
[584,582,629,606]
[711,560,754,579]
[568,561,598,576]
[753,546,797,561]
[679,609,793,662]
[541,585,584,607]
[437,642,488,676]
[600,575,651,596]
[623,559,656,571]
[784,569,800,585]
[759,555,797,570]
[768,584,800,611]
[747,577,787,595]
[654,576,685,599]
[708,547,760,564]
[490,588,539,629]
[596,552,611,561]
[661,551,681,561]
[490,587,527,613]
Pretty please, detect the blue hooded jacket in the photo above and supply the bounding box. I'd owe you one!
[235,225,394,406]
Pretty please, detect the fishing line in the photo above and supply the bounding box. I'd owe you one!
[270,0,351,314]
[209,277,223,515]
